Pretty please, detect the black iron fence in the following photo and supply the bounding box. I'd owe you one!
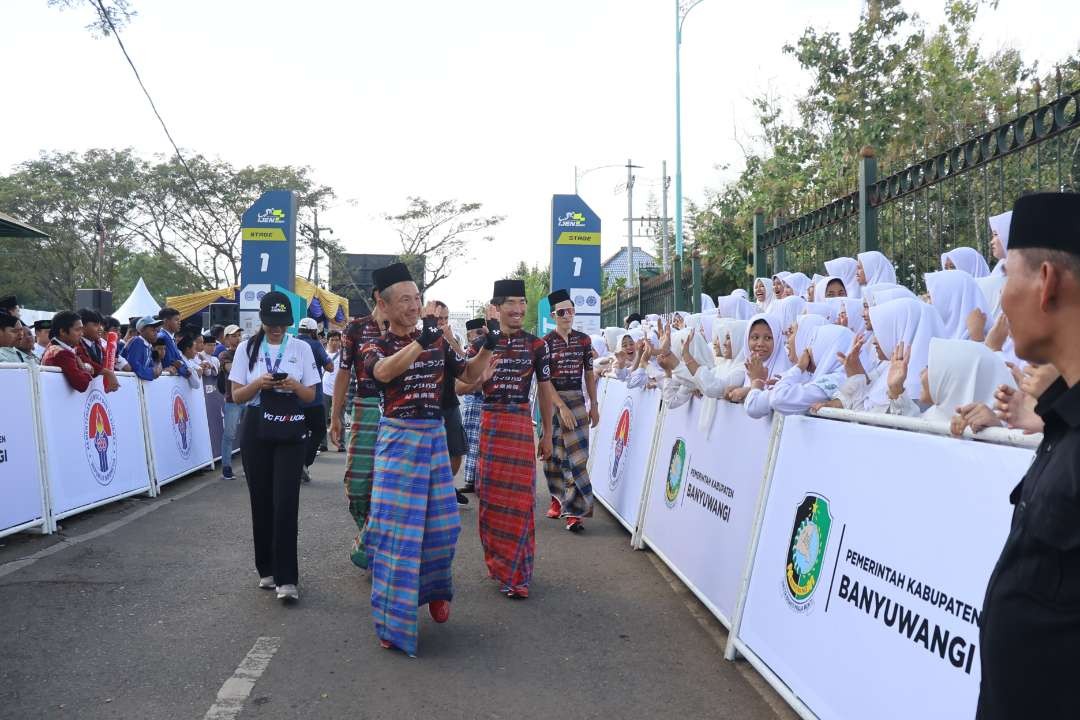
[755,85,1080,291]
[600,257,700,328]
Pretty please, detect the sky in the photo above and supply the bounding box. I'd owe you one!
[3,0,1077,311]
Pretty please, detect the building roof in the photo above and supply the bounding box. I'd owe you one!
[0,210,49,239]
[602,246,658,281]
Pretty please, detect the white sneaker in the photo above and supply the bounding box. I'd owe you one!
[276,584,299,601]
[258,576,275,590]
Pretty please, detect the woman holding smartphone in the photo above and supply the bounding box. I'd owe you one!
[229,292,320,602]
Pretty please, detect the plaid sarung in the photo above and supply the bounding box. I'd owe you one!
[366,416,460,657]
[460,393,483,486]
[476,403,536,593]
[543,388,594,519]
[345,396,381,569]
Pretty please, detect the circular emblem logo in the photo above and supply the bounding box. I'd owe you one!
[171,387,192,459]
[664,438,688,507]
[608,397,633,490]
[83,388,118,486]
[785,493,834,606]
[574,294,586,305]
[586,295,598,307]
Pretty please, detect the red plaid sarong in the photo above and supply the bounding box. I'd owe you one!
[476,403,536,593]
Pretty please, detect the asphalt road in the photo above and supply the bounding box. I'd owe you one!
[0,450,793,720]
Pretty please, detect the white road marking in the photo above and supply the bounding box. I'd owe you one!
[203,636,282,720]
[646,553,798,720]
[0,476,217,579]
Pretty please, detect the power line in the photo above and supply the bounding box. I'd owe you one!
[91,0,234,244]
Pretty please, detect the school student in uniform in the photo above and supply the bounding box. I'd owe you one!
[229,292,320,602]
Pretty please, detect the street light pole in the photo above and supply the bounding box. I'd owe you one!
[674,0,705,310]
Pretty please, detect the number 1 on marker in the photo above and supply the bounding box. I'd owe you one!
[260,252,269,272]
[572,256,582,277]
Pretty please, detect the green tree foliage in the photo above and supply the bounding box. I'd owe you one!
[687,0,1080,295]
[0,148,334,310]
[510,261,550,336]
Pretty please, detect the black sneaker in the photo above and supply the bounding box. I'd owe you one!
[301,467,312,483]
[222,466,234,480]
[460,483,476,494]
[456,490,469,505]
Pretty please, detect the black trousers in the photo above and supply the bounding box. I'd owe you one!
[241,411,305,586]
[303,403,327,467]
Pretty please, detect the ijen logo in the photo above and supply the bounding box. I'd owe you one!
[785,493,833,607]
[171,388,191,459]
[664,438,687,508]
[257,208,286,224]
[557,211,587,228]
[83,389,118,486]
[608,398,633,491]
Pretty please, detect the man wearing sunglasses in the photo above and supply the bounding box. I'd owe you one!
[542,289,598,532]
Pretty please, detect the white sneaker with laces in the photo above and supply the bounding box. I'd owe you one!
[258,576,275,590]
[276,584,299,601]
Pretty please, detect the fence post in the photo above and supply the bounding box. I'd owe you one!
[753,209,767,284]
[858,145,878,253]
[637,275,645,315]
[773,216,786,273]
[672,255,683,312]
[691,254,702,312]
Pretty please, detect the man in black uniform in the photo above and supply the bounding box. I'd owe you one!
[977,192,1080,719]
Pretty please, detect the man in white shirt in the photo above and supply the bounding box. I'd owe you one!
[321,330,344,451]
[33,320,51,359]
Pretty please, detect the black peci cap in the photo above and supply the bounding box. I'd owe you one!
[465,318,485,331]
[1009,192,1080,255]
[492,279,526,298]
[547,289,571,306]
[372,262,414,292]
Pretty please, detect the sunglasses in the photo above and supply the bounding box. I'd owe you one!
[553,308,575,318]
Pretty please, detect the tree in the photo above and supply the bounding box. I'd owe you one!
[509,261,550,335]
[386,198,504,293]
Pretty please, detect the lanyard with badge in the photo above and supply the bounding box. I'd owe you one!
[257,334,305,443]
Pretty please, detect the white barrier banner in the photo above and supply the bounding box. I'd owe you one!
[737,415,1032,719]
[0,367,46,534]
[143,376,213,487]
[589,380,662,532]
[641,398,773,625]
[38,372,152,517]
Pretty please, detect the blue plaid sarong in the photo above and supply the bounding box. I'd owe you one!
[366,416,461,657]
[460,392,483,486]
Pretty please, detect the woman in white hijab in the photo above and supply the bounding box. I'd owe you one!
[753,277,776,312]
[988,210,1011,277]
[825,257,862,299]
[730,288,749,301]
[856,250,897,287]
[864,284,916,306]
[881,337,1014,435]
[924,270,991,341]
[850,298,944,412]
[717,295,756,320]
[769,324,855,416]
[771,271,791,299]
[743,315,826,419]
[941,247,990,277]
[772,295,807,337]
[727,313,792,416]
[782,272,813,300]
[700,294,717,313]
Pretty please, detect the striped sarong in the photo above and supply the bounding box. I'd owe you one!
[366,416,460,657]
[476,404,536,594]
[460,393,483,486]
[543,388,594,519]
[345,396,381,569]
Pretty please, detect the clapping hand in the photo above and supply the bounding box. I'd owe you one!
[838,332,867,379]
[966,308,988,342]
[885,341,911,400]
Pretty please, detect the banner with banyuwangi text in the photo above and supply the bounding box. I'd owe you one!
[736,415,1032,720]
[0,366,47,536]
[143,376,214,488]
[589,380,661,533]
[37,371,152,518]
[641,397,774,626]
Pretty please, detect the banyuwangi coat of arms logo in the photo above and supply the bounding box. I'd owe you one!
[83,389,117,486]
[785,493,833,606]
[664,438,687,508]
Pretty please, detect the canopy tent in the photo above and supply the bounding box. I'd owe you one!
[166,277,349,325]
[0,210,49,239]
[113,278,161,321]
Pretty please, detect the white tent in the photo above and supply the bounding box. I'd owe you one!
[113,278,161,321]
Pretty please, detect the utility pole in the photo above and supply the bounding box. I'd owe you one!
[305,209,333,289]
[661,160,670,273]
[625,158,644,285]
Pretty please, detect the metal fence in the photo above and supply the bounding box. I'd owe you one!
[755,84,1080,291]
[600,258,700,327]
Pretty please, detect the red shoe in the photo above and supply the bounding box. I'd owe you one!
[546,497,561,519]
[506,586,530,599]
[379,639,393,649]
[429,600,450,623]
[566,517,584,533]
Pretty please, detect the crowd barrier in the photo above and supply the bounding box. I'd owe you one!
[590,378,1040,720]
[0,365,216,539]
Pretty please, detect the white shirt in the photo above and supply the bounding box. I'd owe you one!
[227,336,320,406]
[322,350,341,396]
[33,343,47,359]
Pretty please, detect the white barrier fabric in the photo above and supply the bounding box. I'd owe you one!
[589,380,662,532]
[641,397,774,626]
[38,372,152,517]
[0,367,47,535]
[142,376,214,487]
[736,415,1032,720]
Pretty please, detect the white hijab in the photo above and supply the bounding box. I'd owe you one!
[700,294,717,313]
[922,338,1015,423]
[976,274,1006,320]
[721,319,750,388]
[753,277,776,312]
[825,256,861,299]
[783,272,812,300]
[868,298,945,405]
[863,283,913,306]
[802,302,833,319]
[590,334,608,358]
[941,247,991,278]
[924,270,991,340]
[792,315,829,360]
[717,295,756,320]
[742,313,792,384]
[857,251,897,286]
[773,296,807,336]
[730,289,749,300]
[808,324,855,380]
[828,298,865,334]
[989,211,1012,278]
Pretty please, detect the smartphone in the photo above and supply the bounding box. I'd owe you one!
[272,372,289,381]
